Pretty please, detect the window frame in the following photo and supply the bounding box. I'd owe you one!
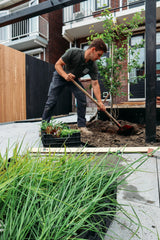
[95,0,109,11]
[128,34,145,101]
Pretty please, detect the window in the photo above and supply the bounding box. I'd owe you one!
[157,32,160,45]
[157,49,160,71]
[129,35,145,99]
[95,0,109,10]
[128,0,144,9]
[129,33,160,99]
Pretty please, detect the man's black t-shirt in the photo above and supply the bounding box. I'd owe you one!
[61,48,98,80]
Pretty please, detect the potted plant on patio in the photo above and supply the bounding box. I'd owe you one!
[40,118,81,147]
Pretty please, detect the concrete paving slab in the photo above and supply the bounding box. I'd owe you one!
[105,153,160,240]
[151,150,160,158]
[119,154,159,207]
[106,200,160,240]
[0,121,41,158]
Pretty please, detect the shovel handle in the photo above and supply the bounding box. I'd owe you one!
[103,92,110,104]
[72,79,121,128]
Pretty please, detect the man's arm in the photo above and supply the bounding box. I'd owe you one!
[55,58,75,81]
[91,80,106,111]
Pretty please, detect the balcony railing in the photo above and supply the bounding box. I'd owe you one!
[0,16,49,44]
[63,0,160,23]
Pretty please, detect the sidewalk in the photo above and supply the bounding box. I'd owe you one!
[106,153,160,240]
[0,114,160,239]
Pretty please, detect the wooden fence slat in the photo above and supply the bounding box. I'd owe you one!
[0,44,26,122]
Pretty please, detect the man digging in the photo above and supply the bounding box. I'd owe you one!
[42,38,107,135]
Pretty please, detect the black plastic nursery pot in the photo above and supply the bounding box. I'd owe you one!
[41,131,81,147]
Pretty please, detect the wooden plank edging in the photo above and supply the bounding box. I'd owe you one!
[30,147,160,154]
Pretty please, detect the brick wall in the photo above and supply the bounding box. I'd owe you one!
[40,0,69,64]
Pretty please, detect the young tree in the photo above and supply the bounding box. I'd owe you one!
[88,9,145,108]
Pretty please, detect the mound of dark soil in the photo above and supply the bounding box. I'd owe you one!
[69,119,160,147]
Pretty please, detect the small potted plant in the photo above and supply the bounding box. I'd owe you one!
[40,118,81,147]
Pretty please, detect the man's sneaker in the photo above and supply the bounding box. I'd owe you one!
[78,127,93,135]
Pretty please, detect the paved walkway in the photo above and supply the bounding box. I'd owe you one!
[105,153,160,240]
[0,114,160,239]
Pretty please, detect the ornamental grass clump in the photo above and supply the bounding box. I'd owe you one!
[0,146,148,240]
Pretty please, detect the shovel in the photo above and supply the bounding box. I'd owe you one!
[72,79,134,136]
[89,92,110,123]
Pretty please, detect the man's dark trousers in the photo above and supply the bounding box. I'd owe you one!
[42,71,87,127]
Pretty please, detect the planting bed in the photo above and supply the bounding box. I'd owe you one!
[68,119,160,147]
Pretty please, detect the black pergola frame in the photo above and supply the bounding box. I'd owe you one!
[0,0,157,143]
[145,0,157,142]
[0,0,87,27]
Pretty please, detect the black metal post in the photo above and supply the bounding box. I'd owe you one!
[0,0,86,27]
[145,0,157,143]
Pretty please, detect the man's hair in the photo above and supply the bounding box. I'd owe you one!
[88,38,107,53]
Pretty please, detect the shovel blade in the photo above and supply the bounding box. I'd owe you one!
[117,125,134,136]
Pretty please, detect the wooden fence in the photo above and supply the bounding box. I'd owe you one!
[0,45,72,123]
[0,44,26,122]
